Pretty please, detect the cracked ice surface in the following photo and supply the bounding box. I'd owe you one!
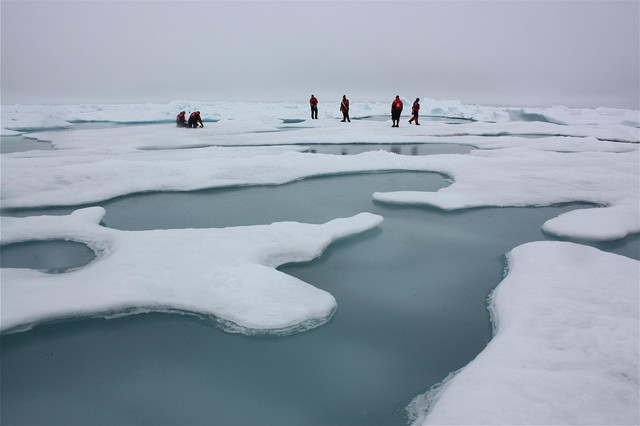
[0,207,383,334]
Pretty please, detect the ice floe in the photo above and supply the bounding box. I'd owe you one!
[1,207,383,334]
[408,241,639,425]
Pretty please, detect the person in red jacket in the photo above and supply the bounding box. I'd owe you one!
[176,111,187,127]
[340,95,351,122]
[391,95,403,127]
[409,98,420,125]
[187,111,203,128]
[310,95,318,119]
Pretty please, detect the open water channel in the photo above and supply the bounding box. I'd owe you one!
[1,125,638,424]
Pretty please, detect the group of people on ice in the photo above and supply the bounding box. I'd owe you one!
[176,95,422,128]
[176,110,203,128]
[312,95,421,126]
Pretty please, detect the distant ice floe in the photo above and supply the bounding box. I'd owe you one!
[2,99,639,136]
[408,241,639,425]
[0,207,383,335]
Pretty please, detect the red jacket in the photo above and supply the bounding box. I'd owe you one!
[310,96,318,106]
[340,98,349,112]
[189,112,202,124]
[392,98,403,111]
[412,101,420,111]
[177,112,186,124]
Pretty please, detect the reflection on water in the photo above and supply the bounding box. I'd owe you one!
[1,171,637,425]
[304,143,473,156]
[351,115,472,124]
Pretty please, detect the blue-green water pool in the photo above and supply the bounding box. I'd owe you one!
[1,170,637,425]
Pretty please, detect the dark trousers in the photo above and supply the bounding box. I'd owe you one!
[341,109,350,122]
[311,105,318,119]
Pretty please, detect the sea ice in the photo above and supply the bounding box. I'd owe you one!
[1,207,383,334]
[1,99,638,424]
[2,107,638,242]
[408,241,639,425]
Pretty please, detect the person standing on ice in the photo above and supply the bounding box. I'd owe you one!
[187,111,203,128]
[176,111,187,127]
[310,95,319,119]
[391,95,403,127]
[340,95,351,122]
[409,98,420,125]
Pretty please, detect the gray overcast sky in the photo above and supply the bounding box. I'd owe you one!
[2,0,639,108]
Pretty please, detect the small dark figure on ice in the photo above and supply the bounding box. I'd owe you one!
[340,95,350,122]
[409,98,420,125]
[176,111,187,127]
[188,111,203,128]
[310,95,319,119]
[391,95,403,127]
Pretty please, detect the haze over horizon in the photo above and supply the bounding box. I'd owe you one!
[2,0,639,109]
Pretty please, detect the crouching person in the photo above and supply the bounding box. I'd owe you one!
[188,111,203,128]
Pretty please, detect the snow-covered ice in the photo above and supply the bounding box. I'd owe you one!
[2,100,638,135]
[1,99,639,424]
[2,102,638,241]
[408,241,639,425]
[1,207,382,334]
